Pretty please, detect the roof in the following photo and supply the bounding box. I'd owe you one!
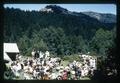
[4,43,19,53]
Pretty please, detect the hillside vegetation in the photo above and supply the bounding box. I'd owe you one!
[4,6,116,57]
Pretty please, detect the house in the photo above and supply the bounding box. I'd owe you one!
[4,43,20,61]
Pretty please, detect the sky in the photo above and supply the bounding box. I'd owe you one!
[4,4,116,15]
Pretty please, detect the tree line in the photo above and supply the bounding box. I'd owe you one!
[4,7,116,57]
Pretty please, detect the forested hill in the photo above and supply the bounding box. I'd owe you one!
[4,5,116,57]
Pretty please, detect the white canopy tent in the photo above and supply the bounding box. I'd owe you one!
[4,43,19,53]
[4,43,20,61]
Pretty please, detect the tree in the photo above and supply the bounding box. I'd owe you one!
[4,8,116,57]
[34,39,48,52]
[90,28,115,56]
[18,35,30,55]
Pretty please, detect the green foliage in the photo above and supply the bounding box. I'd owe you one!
[36,39,48,52]
[89,51,97,56]
[17,35,30,55]
[4,8,116,57]
[90,28,116,56]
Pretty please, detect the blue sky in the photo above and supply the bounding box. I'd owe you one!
[4,4,116,15]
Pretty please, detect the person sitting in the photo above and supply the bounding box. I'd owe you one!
[34,51,39,59]
[43,74,50,80]
[67,71,71,80]
[31,49,35,58]
[75,68,81,80]
[40,66,44,80]
[62,70,67,80]
[56,75,63,80]
[71,70,75,80]
[29,60,33,67]
[43,60,47,66]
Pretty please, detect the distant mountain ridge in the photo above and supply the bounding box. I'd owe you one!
[40,5,116,24]
[4,5,116,42]
[82,11,116,23]
[40,5,69,14]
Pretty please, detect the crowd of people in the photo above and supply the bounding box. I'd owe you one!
[4,50,97,80]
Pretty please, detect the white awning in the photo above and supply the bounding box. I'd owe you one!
[4,43,19,53]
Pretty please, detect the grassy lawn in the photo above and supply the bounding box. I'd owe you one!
[61,60,70,67]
